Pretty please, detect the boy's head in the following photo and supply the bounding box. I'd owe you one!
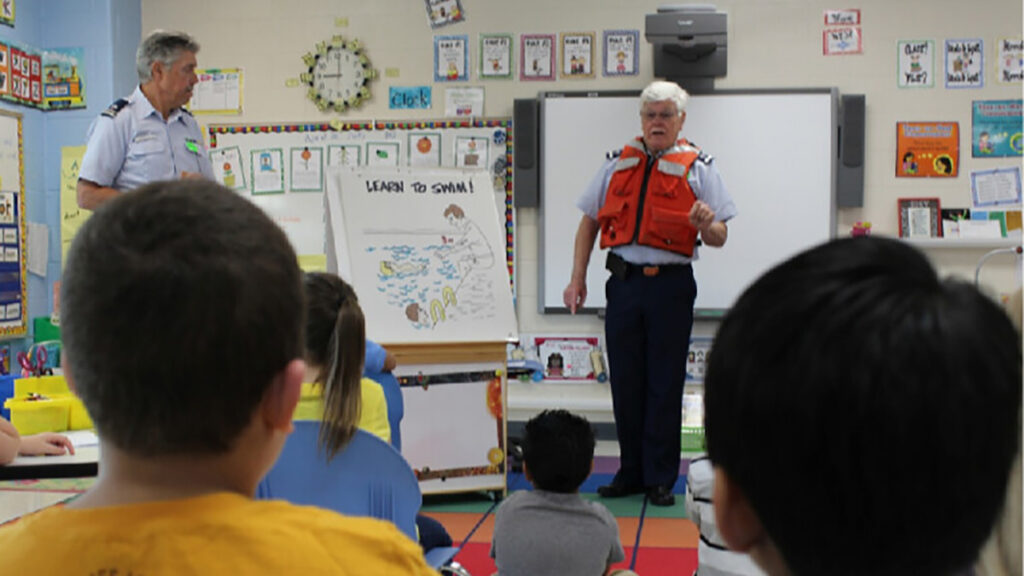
[705,237,1021,576]
[62,179,305,457]
[522,409,595,493]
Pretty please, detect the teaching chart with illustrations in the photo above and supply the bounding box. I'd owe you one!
[328,167,517,345]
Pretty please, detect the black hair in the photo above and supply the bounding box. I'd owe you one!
[705,236,1021,576]
[522,409,595,493]
[303,272,366,458]
[62,179,304,455]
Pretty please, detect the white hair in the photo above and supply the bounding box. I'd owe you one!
[639,81,689,116]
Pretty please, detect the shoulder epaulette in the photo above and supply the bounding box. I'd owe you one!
[605,149,622,161]
[101,98,129,118]
[696,151,714,165]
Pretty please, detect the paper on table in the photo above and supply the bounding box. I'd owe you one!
[62,430,98,448]
[958,219,1004,239]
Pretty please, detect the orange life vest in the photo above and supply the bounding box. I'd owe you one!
[597,138,700,257]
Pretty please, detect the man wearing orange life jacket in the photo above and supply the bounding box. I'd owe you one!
[563,81,737,507]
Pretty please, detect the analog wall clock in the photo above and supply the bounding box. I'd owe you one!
[301,36,376,113]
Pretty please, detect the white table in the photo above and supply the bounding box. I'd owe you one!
[2,445,99,481]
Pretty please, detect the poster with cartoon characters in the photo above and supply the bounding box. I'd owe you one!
[997,39,1023,84]
[433,35,468,82]
[945,39,984,88]
[896,122,959,178]
[898,40,934,88]
[972,100,1023,157]
[327,167,517,345]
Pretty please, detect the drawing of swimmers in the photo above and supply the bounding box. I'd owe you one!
[438,203,495,277]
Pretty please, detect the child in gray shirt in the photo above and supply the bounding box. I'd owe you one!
[491,409,632,576]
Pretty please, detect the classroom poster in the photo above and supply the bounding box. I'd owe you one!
[896,122,959,178]
[534,336,599,380]
[59,146,88,266]
[408,132,441,167]
[972,100,1023,157]
[289,146,323,192]
[823,26,862,55]
[454,136,489,168]
[444,86,483,117]
[0,0,12,27]
[188,68,242,115]
[970,167,1022,208]
[389,86,432,110]
[424,0,464,29]
[520,34,554,81]
[897,40,934,88]
[479,34,512,79]
[997,39,1023,84]
[367,142,399,167]
[250,148,284,194]
[42,48,85,110]
[434,35,468,82]
[209,146,246,190]
[328,144,361,167]
[0,42,8,96]
[603,30,638,77]
[945,39,984,88]
[560,32,594,78]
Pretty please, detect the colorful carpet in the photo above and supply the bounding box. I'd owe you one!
[422,455,699,576]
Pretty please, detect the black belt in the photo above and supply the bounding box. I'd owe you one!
[606,251,690,280]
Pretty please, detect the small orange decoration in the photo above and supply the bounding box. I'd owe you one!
[417,136,432,154]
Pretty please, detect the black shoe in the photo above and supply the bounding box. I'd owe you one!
[646,485,676,507]
[597,481,643,498]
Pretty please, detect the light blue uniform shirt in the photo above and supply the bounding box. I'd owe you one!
[576,142,737,265]
[78,86,214,192]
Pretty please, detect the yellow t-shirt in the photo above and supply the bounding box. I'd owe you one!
[295,378,391,443]
[0,492,435,575]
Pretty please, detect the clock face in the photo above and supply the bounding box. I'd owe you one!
[304,39,374,112]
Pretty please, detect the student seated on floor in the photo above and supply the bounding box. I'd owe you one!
[0,180,435,575]
[303,271,453,553]
[491,409,636,576]
[0,416,74,464]
[684,455,765,576]
[705,237,1022,576]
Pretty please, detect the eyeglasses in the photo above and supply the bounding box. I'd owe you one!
[641,111,679,121]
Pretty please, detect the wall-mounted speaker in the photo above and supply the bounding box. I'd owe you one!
[837,94,865,208]
[513,99,539,208]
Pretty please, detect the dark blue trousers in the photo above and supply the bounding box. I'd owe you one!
[604,263,696,488]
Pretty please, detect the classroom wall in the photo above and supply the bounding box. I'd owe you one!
[139,0,1022,337]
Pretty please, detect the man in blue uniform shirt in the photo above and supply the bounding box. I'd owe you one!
[77,30,214,210]
[563,80,737,506]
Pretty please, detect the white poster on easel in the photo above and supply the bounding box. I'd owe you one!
[327,166,517,345]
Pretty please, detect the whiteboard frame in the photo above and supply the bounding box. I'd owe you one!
[538,89,838,318]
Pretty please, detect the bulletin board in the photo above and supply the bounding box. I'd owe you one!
[0,109,25,337]
[207,119,514,275]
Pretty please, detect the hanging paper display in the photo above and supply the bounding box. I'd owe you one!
[972,100,1023,157]
[479,34,512,79]
[42,48,85,110]
[520,34,555,81]
[896,122,959,178]
[424,0,464,29]
[434,35,469,82]
[945,39,984,88]
[560,32,595,79]
[603,30,638,77]
[997,39,1023,84]
[0,0,13,28]
[897,40,934,88]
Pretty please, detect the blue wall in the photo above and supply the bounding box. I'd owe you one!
[0,0,140,340]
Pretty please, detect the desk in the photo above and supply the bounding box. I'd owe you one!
[1,446,99,481]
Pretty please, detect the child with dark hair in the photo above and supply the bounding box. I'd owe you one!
[705,236,1021,576]
[0,179,434,574]
[491,409,633,576]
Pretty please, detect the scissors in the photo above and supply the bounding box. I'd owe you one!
[17,346,48,378]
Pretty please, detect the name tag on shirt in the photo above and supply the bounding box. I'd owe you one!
[185,138,201,155]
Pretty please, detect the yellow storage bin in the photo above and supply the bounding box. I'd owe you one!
[67,396,94,430]
[15,375,70,397]
[4,396,71,435]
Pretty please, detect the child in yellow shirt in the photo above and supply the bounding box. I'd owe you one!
[0,180,435,575]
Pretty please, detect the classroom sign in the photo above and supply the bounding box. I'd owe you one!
[945,39,984,88]
[898,40,934,88]
[896,122,959,178]
[972,100,1023,157]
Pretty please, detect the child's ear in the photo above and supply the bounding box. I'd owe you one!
[712,465,764,552]
[262,359,305,433]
